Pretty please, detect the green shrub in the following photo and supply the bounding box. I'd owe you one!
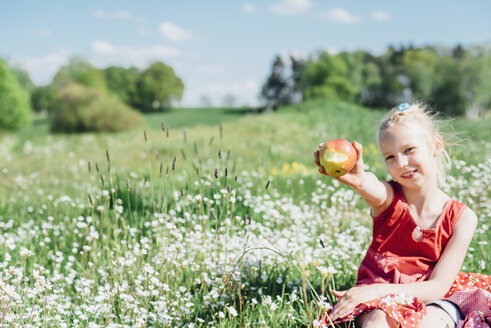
[0,58,32,130]
[50,83,144,133]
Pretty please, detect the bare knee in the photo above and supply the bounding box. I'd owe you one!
[356,309,391,328]
[419,305,455,328]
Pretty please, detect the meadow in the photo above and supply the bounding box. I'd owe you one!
[0,100,490,327]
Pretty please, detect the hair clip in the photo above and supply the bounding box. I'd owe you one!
[398,103,410,111]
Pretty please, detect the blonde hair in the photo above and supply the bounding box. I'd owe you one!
[376,102,452,182]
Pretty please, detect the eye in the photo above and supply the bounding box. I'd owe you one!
[405,147,415,153]
[384,155,394,161]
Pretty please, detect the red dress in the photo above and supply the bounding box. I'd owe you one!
[319,181,491,328]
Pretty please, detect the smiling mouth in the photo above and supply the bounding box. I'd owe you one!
[401,170,417,178]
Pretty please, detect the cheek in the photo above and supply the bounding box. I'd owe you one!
[385,162,397,173]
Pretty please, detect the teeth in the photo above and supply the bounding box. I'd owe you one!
[402,171,414,177]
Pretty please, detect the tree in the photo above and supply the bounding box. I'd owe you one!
[10,65,35,94]
[338,51,365,102]
[375,48,406,107]
[402,47,439,101]
[459,46,491,118]
[50,83,143,133]
[135,61,184,112]
[260,55,306,109]
[430,55,467,116]
[289,55,306,104]
[52,56,107,91]
[222,93,237,107]
[0,58,32,130]
[104,66,140,105]
[359,56,383,107]
[199,94,213,107]
[31,84,57,112]
[260,56,291,109]
[302,51,356,101]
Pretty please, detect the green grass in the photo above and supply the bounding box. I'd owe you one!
[0,99,489,327]
[14,106,260,138]
[144,106,262,130]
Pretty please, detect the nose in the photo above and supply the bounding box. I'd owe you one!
[396,155,408,168]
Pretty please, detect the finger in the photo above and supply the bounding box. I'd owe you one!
[332,290,347,298]
[330,306,347,321]
[351,141,364,168]
[319,143,324,149]
[330,303,351,321]
[329,304,341,320]
[318,166,328,176]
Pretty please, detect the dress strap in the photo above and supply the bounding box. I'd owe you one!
[388,180,404,202]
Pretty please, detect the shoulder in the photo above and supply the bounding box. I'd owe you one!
[371,180,397,218]
[452,206,478,242]
[453,207,478,236]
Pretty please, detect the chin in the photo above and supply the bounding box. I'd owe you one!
[396,175,428,190]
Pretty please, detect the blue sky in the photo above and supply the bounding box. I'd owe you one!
[1,1,490,107]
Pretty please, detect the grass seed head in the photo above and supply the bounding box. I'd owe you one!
[88,194,94,207]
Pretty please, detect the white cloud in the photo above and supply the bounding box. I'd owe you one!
[270,0,312,16]
[242,3,257,14]
[325,46,340,55]
[15,49,71,85]
[92,40,115,54]
[91,40,180,67]
[321,8,359,24]
[91,10,144,22]
[159,22,193,42]
[371,10,391,21]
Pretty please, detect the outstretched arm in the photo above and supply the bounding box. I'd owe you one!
[329,207,478,320]
[314,141,392,211]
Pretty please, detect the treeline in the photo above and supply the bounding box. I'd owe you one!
[261,44,491,117]
[0,57,184,132]
[2,44,490,133]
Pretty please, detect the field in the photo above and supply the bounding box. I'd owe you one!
[0,100,490,327]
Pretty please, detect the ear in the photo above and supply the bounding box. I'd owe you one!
[433,135,444,157]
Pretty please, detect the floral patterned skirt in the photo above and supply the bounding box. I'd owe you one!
[319,272,491,328]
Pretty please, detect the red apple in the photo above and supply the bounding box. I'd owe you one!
[318,139,357,177]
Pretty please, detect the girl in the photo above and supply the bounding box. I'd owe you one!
[314,103,490,328]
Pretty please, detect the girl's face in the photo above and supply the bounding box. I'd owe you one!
[379,124,440,190]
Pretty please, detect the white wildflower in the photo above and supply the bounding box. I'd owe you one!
[20,247,33,258]
[227,306,238,317]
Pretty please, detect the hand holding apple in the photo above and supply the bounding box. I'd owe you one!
[315,139,357,177]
